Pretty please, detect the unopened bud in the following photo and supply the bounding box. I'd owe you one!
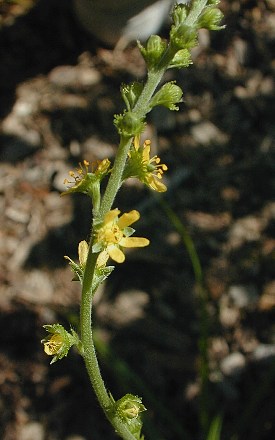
[198,7,225,30]
[150,81,183,111]
[138,35,167,71]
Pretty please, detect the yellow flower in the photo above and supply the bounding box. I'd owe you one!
[42,324,78,364]
[44,334,63,356]
[94,209,149,263]
[126,136,168,192]
[61,159,111,196]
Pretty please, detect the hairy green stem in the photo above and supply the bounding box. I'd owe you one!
[81,249,138,440]
[99,135,132,219]
[81,250,109,406]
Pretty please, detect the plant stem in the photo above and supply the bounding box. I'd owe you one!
[81,249,138,440]
[99,135,131,219]
[80,3,213,439]
[81,250,109,406]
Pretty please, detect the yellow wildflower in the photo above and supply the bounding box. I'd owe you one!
[42,324,78,364]
[44,334,63,356]
[94,209,149,263]
[61,158,111,196]
[126,136,168,192]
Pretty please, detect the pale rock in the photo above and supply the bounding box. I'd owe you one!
[20,422,45,440]
[228,284,258,309]
[220,352,246,376]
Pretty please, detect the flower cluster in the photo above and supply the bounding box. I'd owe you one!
[93,209,149,263]
[124,136,168,192]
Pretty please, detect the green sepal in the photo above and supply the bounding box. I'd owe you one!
[123,226,135,237]
[64,257,84,282]
[92,265,114,295]
[92,242,103,253]
[207,0,221,6]
[149,81,183,111]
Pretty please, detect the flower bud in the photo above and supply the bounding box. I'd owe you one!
[198,7,225,31]
[170,23,198,50]
[169,48,193,69]
[114,111,145,137]
[171,3,188,27]
[114,394,146,423]
[150,81,183,111]
[138,35,167,71]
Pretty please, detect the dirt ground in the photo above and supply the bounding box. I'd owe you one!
[1,1,275,439]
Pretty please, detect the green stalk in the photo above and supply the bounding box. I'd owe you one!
[81,248,137,440]
[99,135,132,219]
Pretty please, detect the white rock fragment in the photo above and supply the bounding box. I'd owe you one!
[221,352,246,376]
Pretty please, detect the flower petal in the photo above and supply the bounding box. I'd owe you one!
[104,209,120,226]
[142,141,151,162]
[120,237,150,248]
[78,240,89,266]
[108,245,125,263]
[97,250,109,267]
[146,175,167,192]
[117,210,140,229]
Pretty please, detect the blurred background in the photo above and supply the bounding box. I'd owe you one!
[0,1,275,439]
